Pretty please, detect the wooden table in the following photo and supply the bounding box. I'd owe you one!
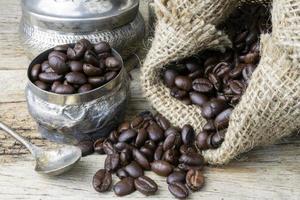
[0,1,299,199]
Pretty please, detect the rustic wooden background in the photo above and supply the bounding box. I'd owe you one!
[0,1,299,199]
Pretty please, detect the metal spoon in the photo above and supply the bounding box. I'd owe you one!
[0,122,82,176]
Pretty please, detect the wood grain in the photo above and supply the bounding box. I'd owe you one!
[0,0,299,199]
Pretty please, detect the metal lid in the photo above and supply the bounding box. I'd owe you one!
[21,0,139,32]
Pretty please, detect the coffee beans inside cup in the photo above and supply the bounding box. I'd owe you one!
[162,5,271,150]
[91,111,206,198]
[29,39,122,94]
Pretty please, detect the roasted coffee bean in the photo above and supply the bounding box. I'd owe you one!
[54,84,75,94]
[147,123,164,142]
[88,76,106,87]
[135,128,148,147]
[119,129,137,143]
[192,78,214,93]
[196,131,211,150]
[48,51,69,75]
[206,133,214,149]
[76,140,94,157]
[104,71,118,82]
[134,176,158,196]
[108,130,119,143]
[78,83,93,93]
[94,138,105,154]
[105,57,121,71]
[211,130,226,148]
[154,144,164,161]
[185,60,200,72]
[229,80,245,95]
[54,44,69,52]
[115,142,133,152]
[31,64,41,81]
[231,94,241,104]
[188,70,202,79]
[242,64,255,82]
[155,114,170,131]
[234,30,248,44]
[181,97,192,105]
[120,148,132,166]
[164,127,180,137]
[204,56,218,67]
[229,64,244,78]
[203,120,216,132]
[131,116,144,129]
[139,146,154,161]
[103,140,116,154]
[163,133,176,151]
[201,99,229,119]
[67,39,91,60]
[168,182,189,199]
[163,149,179,165]
[245,30,258,45]
[179,145,197,155]
[151,160,173,177]
[213,62,231,78]
[186,169,205,191]
[39,72,63,83]
[105,153,120,172]
[181,124,195,145]
[68,61,83,72]
[240,52,259,64]
[65,72,87,85]
[214,108,233,130]
[170,87,187,99]
[208,73,222,91]
[93,169,112,192]
[34,80,49,91]
[84,50,99,66]
[179,153,204,166]
[189,92,209,107]
[174,76,192,91]
[132,148,150,170]
[94,41,111,54]
[177,163,203,172]
[124,161,144,178]
[144,140,157,151]
[118,122,130,133]
[116,168,129,179]
[167,171,186,184]
[83,63,103,76]
[41,61,51,72]
[164,69,178,87]
[113,177,135,196]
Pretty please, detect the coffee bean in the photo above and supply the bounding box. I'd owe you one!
[54,44,69,52]
[167,171,186,184]
[31,64,41,81]
[242,64,255,82]
[168,182,189,199]
[83,63,103,76]
[132,148,150,170]
[177,163,203,172]
[65,72,87,85]
[94,138,105,154]
[39,72,63,83]
[93,169,112,192]
[189,92,209,107]
[134,176,158,196]
[203,120,216,132]
[192,78,214,93]
[68,61,83,72]
[179,144,197,155]
[164,127,180,137]
[105,153,120,172]
[119,129,137,143]
[94,41,111,54]
[118,122,130,133]
[229,64,244,78]
[131,116,144,129]
[147,123,164,142]
[78,84,93,93]
[164,69,178,87]
[124,161,144,178]
[154,144,164,161]
[88,76,106,87]
[108,130,119,143]
[196,131,211,150]
[201,99,228,119]
[41,61,51,72]
[179,153,204,166]
[186,169,205,191]
[163,133,176,151]
[116,168,129,179]
[103,140,117,154]
[76,140,94,157]
[170,87,187,99]
[234,30,248,44]
[155,114,170,131]
[105,71,118,82]
[120,148,132,166]
[144,140,157,151]
[214,108,233,130]
[175,76,192,91]
[54,84,75,94]
[84,50,99,66]
[208,73,222,91]
[48,51,69,75]
[211,130,226,148]
[181,124,195,145]
[185,60,200,72]
[113,177,135,196]
[139,146,154,161]
[163,149,179,165]
[229,80,245,95]
[34,80,49,91]
[245,31,258,45]
[105,57,121,71]
[135,128,148,147]
[213,62,231,78]
[151,160,173,177]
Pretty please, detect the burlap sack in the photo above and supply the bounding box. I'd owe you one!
[141,0,300,165]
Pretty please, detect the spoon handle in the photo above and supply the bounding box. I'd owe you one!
[0,122,39,157]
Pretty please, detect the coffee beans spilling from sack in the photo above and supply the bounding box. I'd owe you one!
[91,111,205,198]
[163,6,271,150]
[29,39,121,94]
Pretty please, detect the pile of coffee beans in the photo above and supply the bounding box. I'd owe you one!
[91,111,205,198]
[162,5,271,150]
[30,39,121,94]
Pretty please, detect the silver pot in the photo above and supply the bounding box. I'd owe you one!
[19,0,145,60]
[26,47,130,144]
